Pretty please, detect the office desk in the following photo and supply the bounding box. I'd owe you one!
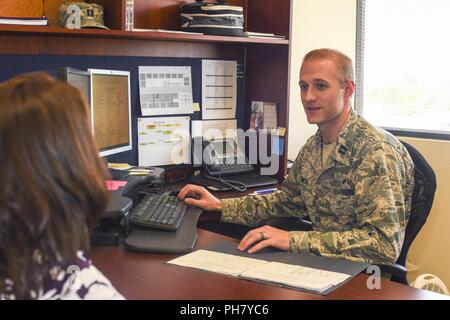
[91,229,446,300]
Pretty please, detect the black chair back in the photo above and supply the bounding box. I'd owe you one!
[396,141,437,268]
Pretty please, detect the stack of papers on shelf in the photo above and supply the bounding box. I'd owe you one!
[243,31,285,39]
[108,162,132,170]
[168,242,369,295]
[0,16,48,26]
[132,28,203,35]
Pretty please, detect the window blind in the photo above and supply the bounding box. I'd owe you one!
[356,0,450,139]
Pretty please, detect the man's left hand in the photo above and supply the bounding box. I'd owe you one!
[238,225,290,254]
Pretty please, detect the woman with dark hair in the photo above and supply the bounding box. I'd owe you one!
[0,72,123,299]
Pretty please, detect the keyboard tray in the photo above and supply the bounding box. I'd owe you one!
[124,207,202,254]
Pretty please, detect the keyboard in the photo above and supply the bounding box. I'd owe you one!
[129,193,188,231]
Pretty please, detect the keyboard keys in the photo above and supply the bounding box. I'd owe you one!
[129,193,188,231]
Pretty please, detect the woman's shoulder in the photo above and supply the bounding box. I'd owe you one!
[41,251,125,300]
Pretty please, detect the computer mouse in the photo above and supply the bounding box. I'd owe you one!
[169,190,200,200]
[169,190,180,197]
[185,194,200,200]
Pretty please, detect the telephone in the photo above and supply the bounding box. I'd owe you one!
[191,137,277,192]
[201,137,254,176]
[119,167,165,201]
[96,167,165,246]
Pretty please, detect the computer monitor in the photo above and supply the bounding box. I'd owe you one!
[58,67,91,107]
[89,69,132,157]
[58,67,132,158]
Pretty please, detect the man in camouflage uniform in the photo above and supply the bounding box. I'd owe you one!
[179,48,414,265]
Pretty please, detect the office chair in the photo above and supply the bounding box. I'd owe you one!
[377,140,436,284]
[266,141,436,285]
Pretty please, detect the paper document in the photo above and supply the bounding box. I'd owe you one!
[139,66,193,116]
[168,250,267,277]
[132,28,204,35]
[167,249,351,294]
[241,262,350,292]
[243,31,286,39]
[137,116,190,166]
[202,60,237,119]
[108,163,132,170]
[0,17,48,25]
[244,31,275,37]
[191,119,237,140]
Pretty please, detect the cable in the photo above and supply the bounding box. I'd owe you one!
[204,173,247,192]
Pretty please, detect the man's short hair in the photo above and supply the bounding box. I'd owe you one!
[303,48,354,85]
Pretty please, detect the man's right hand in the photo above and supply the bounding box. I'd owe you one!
[178,184,222,212]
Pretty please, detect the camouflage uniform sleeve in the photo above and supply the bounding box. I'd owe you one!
[221,151,308,227]
[289,143,414,265]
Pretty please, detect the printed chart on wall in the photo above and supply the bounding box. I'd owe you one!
[138,66,193,116]
[202,60,237,120]
[192,119,237,140]
[137,116,190,166]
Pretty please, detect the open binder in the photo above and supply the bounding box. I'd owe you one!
[167,242,370,295]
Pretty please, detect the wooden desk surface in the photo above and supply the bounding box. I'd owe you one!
[91,229,446,300]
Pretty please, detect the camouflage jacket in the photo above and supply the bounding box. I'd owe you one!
[221,110,414,264]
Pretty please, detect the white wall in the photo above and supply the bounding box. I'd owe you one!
[288,0,357,159]
[289,0,450,289]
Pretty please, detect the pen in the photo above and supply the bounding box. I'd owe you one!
[249,188,277,196]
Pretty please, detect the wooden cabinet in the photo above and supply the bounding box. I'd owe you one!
[0,0,292,179]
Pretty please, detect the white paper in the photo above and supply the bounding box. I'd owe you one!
[137,116,190,166]
[167,249,351,293]
[202,60,237,119]
[191,119,237,140]
[167,250,268,277]
[132,28,203,35]
[241,262,350,293]
[139,66,193,116]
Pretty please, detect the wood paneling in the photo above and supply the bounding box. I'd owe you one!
[90,0,124,30]
[0,33,241,58]
[43,0,71,27]
[1,0,291,180]
[0,0,43,17]
[0,25,288,45]
[245,44,290,179]
[134,0,191,30]
[247,0,291,37]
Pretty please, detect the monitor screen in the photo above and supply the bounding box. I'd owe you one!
[58,67,91,107]
[89,69,132,157]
